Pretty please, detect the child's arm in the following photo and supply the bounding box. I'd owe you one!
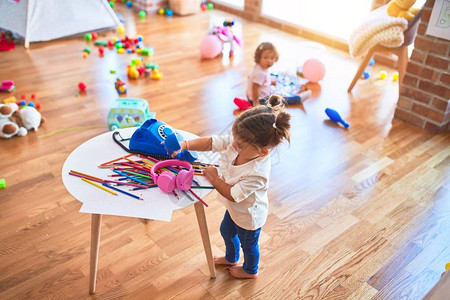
[204,167,235,202]
[251,83,261,105]
[170,137,212,157]
[181,137,212,152]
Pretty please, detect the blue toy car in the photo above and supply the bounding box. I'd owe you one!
[107,98,156,131]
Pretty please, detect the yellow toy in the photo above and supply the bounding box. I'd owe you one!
[387,0,421,21]
[127,66,140,79]
[151,69,162,80]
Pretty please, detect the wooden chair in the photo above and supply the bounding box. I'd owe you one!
[347,7,423,93]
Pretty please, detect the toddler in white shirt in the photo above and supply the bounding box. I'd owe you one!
[175,95,291,278]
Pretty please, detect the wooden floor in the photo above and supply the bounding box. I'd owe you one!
[1,5,449,300]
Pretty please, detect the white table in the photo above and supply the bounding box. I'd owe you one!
[62,127,216,294]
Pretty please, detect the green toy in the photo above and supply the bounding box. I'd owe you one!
[107,98,156,131]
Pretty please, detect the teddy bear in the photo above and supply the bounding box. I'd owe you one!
[0,103,44,138]
[387,0,421,21]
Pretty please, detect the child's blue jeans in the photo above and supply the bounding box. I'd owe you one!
[220,210,262,274]
[247,95,302,106]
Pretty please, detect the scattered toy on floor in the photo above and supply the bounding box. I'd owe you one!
[0,80,15,92]
[302,58,325,83]
[0,178,5,189]
[115,78,127,94]
[0,32,16,52]
[325,108,350,128]
[0,102,45,138]
[107,98,156,131]
[200,34,222,59]
[78,82,87,91]
[392,72,399,81]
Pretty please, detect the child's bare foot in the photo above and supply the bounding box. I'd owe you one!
[214,256,237,266]
[229,266,258,279]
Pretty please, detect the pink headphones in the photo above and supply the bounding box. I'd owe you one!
[150,159,194,193]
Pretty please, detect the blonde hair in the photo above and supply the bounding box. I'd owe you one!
[232,95,290,149]
[254,42,279,64]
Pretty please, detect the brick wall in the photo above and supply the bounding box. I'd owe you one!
[135,0,168,12]
[394,0,450,133]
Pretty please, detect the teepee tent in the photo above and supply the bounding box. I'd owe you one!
[0,0,121,48]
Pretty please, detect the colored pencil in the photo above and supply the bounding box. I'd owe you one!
[189,189,208,207]
[130,185,158,191]
[70,170,103,181]
[182,190,195,202]
[82,177,118,195]
[103,179,148,188]
[100,154,134,166]
[122,170,153,180]
[190,186,215,189]
[124,157,151,170]
[102,183,142,200]
[69,171,102,182]
[69,172,148,188]
[121,163,151,172]
[112,170,150,186]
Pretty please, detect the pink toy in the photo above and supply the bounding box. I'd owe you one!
[0,80,15,93]
[208,24,241,57]
[151,159,193,193]
[302,58,326,83]
[200,35,223,59]
[216,25,241,47]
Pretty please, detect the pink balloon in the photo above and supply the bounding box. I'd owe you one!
[200,35,222,59]
[302,58,326,83]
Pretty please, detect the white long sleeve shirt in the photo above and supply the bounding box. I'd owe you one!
[211,135,271,230]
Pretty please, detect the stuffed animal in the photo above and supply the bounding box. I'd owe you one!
[17,106,44,131]
[0,103,27,138]
[0,103,44,138]
[387,0,421,21]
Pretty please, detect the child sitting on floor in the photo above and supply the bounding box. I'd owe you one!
[234,42,310,110]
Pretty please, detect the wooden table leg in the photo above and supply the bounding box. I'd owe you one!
[89,214,102,294]
[194,202,216,278]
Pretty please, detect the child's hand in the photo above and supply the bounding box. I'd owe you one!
[161,141,186,157]
[203,167,219,185]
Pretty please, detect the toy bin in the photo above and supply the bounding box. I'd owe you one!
[107,98,156,131]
